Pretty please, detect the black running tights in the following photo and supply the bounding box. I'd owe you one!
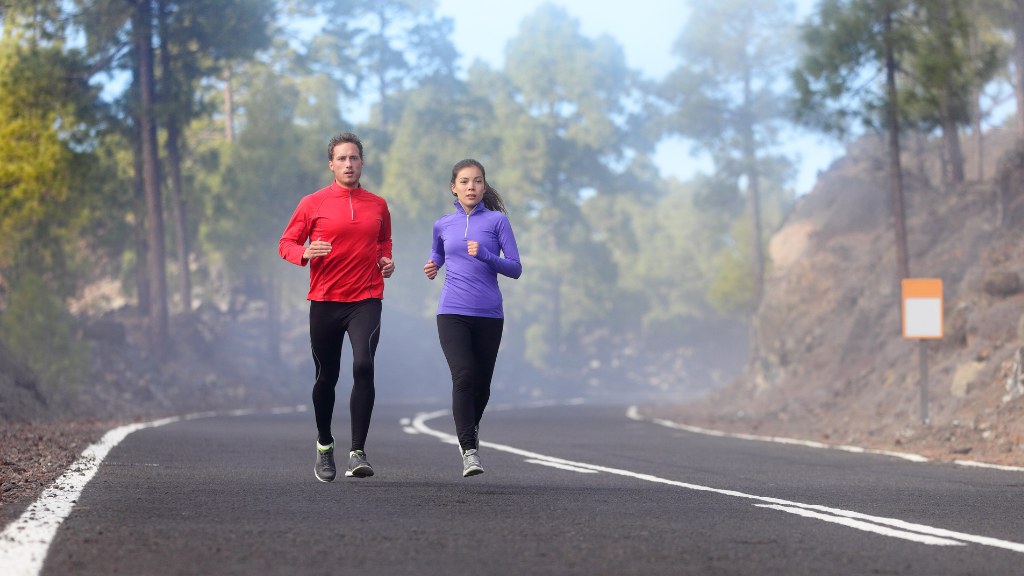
[309,299,381,451]
[437,314,504,451]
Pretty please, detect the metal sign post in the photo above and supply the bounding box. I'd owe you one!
[918,340,928,424]
[902,279,943,426]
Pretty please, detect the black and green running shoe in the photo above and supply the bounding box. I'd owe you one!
[345,450,374,478]
[314,441,336,482]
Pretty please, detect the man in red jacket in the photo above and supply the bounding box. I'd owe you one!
[279,132,395,482]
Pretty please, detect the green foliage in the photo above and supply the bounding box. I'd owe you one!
[659,0,798,313]
[201,65,321,289]
[793,0,887,136]
[0,10,98,296]
[497,3,644,372]
[0,272,90,392]
[503,4,635,185]
[707,222,757,315]
[306,0,457,130]
[584,176,732,327]
[155,0,275,129]
[1,0,1016,394]
[523,322,552,371]
[899,0,1004,132]
[379,80,499,316]
[76,130,138,287]
[661,0,797,158]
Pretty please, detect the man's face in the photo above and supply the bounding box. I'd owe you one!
[329,142,363,187]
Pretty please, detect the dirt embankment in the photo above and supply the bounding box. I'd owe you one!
[0,303,309,524]
[648,130,1024,468]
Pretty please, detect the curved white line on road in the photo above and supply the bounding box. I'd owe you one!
[0,417,180,576]
[755,505,964,547]
[0,405,307,576]
[953,459,1024,472]
[627,405,1024,472]
[411,409,1024,554]
[626,406,931,463]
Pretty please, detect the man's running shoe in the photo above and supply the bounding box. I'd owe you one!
[462,448,484,477]
[314,441,336,482]
[346,450,374,477]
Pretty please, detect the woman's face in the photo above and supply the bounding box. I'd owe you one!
[451,166,485,212]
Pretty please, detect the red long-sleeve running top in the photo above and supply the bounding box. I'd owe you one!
[278,181,393,302]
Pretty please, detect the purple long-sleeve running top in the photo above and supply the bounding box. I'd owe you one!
[429,201,522,318]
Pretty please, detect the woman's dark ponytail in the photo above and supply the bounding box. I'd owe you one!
[482,184,507,214]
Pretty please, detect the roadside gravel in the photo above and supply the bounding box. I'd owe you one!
[0,420,120,527]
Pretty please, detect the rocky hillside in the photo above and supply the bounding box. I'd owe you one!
[648,128,1024,466]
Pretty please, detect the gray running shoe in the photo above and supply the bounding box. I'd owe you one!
[462,448,484,477]
[314,442,336,482]
[346,450,374,477]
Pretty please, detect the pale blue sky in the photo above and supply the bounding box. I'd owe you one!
[433,0,842,194]
[436,0,688,79]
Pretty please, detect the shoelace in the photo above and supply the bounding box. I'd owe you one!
[319,452,335,470]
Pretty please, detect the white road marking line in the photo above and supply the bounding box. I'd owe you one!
[0,417,179,576]
[524,459,599,473]
[411,409,1024,554]
[780,502,1024,552]
[954,459,1024,472]
[755,505,965,546]
[626,406,930,463]
[0,406,307,576]
[629,406,1024,473]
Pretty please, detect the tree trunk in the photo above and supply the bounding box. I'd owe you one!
[747,168,764,305]
[552,216,562,357]
[970,30,984,181]
[972,103,983,182]
[1015,3,1024,138]
[375,5,389,130]
[134,0,168,354]
[165,114,191,313]
[267,275,280,362]
[935,1,964,186]
[377,60,388,130]
[545,211,563,368]
[552,270,563,355]
[742,64,764,308]
[941,113,964,185]
[885,12,910,284]
[913,130,928,184]
[157,0,192,314]
[132,118,150,317]
[223,66,235,143]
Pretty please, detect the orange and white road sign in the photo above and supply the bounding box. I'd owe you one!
[902,278,943,339]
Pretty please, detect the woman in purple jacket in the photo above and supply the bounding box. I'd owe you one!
[423,159,522,477]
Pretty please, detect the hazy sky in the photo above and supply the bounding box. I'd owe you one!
[433,0,842,194]
[435,0,686,78]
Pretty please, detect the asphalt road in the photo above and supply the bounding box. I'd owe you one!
[9,402,1024,575]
